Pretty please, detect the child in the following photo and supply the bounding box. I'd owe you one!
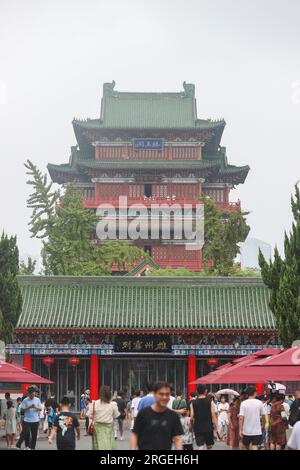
[48,396,80,450]
[180,409,193,450]
[4,400,17,448]
[46,404,55,434]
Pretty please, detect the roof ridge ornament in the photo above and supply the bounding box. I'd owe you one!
[103,80,116,96]
[182,81,195,98]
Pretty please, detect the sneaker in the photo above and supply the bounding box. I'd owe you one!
[24,447,31,450]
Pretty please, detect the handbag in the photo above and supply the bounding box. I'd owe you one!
[88,401,95,436]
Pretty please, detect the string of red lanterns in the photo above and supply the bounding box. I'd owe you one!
[42,357,80,367]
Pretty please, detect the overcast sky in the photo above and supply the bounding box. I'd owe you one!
[0,0,299,264]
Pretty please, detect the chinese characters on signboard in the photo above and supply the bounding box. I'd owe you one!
[132,138,164,150]
[115,335,171,353]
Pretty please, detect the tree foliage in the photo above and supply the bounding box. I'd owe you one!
[98,241,148,273]
[19,256,37,275]
[25,159,59,239]
[149,266,260,277]
[26,161,147,275]
[259,184,300,346]
[0,233,22,342]
[202,197,250,276]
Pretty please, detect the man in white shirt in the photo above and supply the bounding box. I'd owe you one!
[239,386,266,450]
[167,393,175,410]
[287,421,300,450]
[130,390,142,430]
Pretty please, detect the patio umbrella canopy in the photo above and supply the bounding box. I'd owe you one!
[248,346,300,367]
[190,348,300,385]
[0,361,52,384]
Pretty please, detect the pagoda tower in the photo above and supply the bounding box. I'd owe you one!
[48,82,249,271]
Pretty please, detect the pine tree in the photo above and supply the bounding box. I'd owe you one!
[259,184,300,346]
[0,233,22,342]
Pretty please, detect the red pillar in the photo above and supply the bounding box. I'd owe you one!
[187,354,197,399]
[256,383,264,395]
[22,353,32,396]
[90,354,99,401]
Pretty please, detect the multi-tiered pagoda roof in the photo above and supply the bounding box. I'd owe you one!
[47,81,249,186]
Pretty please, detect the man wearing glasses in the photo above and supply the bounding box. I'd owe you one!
[130,382,183,450]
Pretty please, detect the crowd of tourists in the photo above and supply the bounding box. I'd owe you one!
[1,387,80,450]
[2,382,300,450]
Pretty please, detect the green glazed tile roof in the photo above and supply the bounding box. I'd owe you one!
[16,276,275,332]
[76,159,220,171]
[73,117,225,131]
[94,81,225,129]
[72,82,225,130]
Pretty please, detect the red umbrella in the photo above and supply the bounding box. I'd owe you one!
[202,366,300,384]
[190,352,263,384]
[0,361,52,384]
[190,348,300,385]
[248,346,300,367]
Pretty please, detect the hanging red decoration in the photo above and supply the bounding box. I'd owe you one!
[68,357,80,367]
[206,358,219,367]
[42,357,55,367]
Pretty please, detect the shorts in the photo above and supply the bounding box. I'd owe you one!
[57,440,75,450]
[195,431,214,448]
[242,434,262,447]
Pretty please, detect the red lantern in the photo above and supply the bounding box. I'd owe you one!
[42,357,55,367]
[68,357,80,367]
[206,358,219,367]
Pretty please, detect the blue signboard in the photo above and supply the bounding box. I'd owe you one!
[133,138,164,150]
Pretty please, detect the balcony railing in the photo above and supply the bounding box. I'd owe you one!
[216,200,241,211]
[84,196,241,211]
[83,196,200,208]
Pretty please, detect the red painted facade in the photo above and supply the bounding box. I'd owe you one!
[82,142,240,271]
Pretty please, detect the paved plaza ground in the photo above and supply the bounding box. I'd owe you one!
[0,419,228,451]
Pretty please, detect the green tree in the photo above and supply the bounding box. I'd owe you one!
[41,186,108,275]
[202,197,250,276]
[26,162,149,275]
[25,160,59,239]
[0,233,22,342]
[259,185,300,346]
[98,241,148,273]
[19,256,36,275]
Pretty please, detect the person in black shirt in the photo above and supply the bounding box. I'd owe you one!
[289,390,300,427]
[190,384,219,450]
[45,393,59,413]
[113,391,127,441]
[130,382,183,450]
[48,397,80,450]
[187,391,197,412]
